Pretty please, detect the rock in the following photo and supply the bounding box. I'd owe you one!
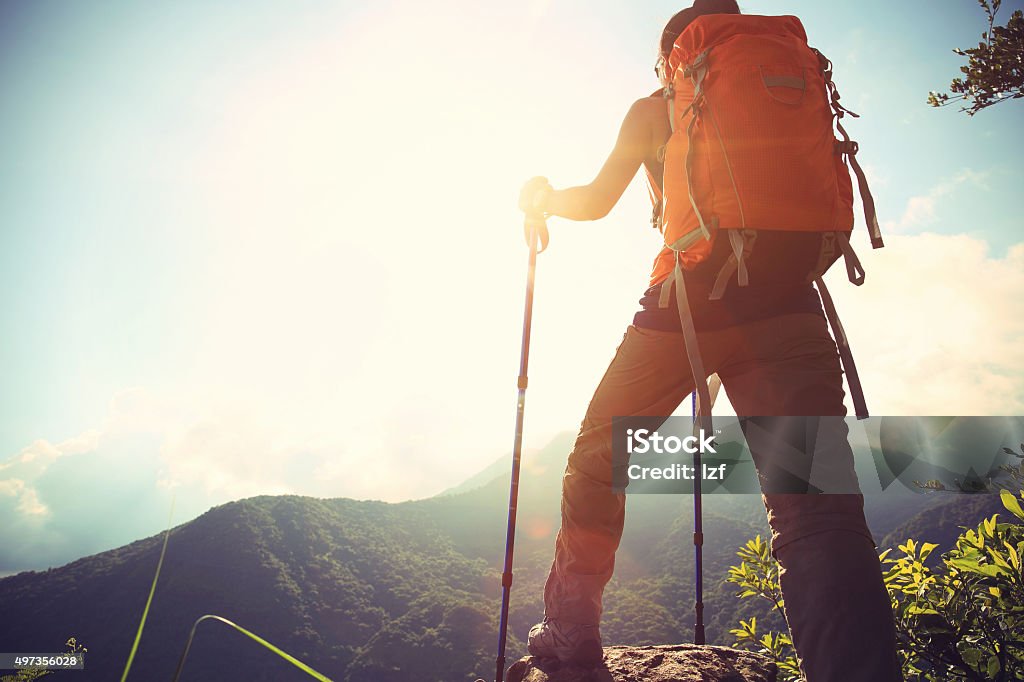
[505,644,777,682]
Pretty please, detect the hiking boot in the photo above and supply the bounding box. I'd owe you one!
[527,617,603,667]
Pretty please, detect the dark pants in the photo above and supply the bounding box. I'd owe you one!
[541,314,902,681]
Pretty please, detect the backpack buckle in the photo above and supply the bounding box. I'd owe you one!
[835,140,859,155]
[682,49,711,78]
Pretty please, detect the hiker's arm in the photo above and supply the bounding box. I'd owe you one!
[523,99,650,222]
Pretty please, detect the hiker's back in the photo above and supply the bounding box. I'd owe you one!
[652,12,882,291]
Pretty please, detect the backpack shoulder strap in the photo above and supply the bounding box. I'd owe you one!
[644,165,663,232]
[816,276,870,419]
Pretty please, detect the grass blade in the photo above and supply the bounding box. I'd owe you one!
[172,614,334,682]
[119,498,175,682]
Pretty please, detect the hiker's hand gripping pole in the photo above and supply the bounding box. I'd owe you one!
[488,211,546,682]
[519,176,551,254]
[523,216,550,254]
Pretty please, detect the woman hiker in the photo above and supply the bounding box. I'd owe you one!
[517,1,902,680]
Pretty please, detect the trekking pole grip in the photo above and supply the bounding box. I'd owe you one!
[523,213,549,253]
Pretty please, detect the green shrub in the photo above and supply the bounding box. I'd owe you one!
[727,489,1024,681]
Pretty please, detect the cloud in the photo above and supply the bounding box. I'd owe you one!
[0,431,104,528]
[0,392,234,574]
[885,169,991,233]
[0,385,473,573]
[0,422,167,574]
[3,231,1020,575]
[15,486,48,517]
[14,441,59,466]
[0,478,48,516]
[824,233,1024,415]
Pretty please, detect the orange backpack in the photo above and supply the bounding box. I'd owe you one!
[655,13,883,422]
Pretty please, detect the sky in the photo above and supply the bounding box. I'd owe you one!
[1,0,1022,574]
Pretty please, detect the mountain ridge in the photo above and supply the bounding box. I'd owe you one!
[0,433,1002,681]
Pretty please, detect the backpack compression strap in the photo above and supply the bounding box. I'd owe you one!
[815,276,870,419]
[709,229,758,301]
[804,229,869,418]
[661,259,714,435]
[814,48,884,250]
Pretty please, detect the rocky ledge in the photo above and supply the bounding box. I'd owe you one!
[505,644,777,682]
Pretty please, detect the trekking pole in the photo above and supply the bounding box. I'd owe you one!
[691,389,705,645]
[484,211,548,682]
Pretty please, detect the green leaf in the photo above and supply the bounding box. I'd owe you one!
[963,529,982,549]
[980,562,1007,577]
[919,542,939,562]
[960,647,984,667]
[1000,489,1024,520]
[1005,541,1021,571]
[947,557,1008,578]
[989,550,1011,569]
[906,604,940,615]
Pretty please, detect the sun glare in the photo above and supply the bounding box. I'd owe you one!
[147,2,632,500]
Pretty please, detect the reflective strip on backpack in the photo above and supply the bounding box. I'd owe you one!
[762,74,806,90]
